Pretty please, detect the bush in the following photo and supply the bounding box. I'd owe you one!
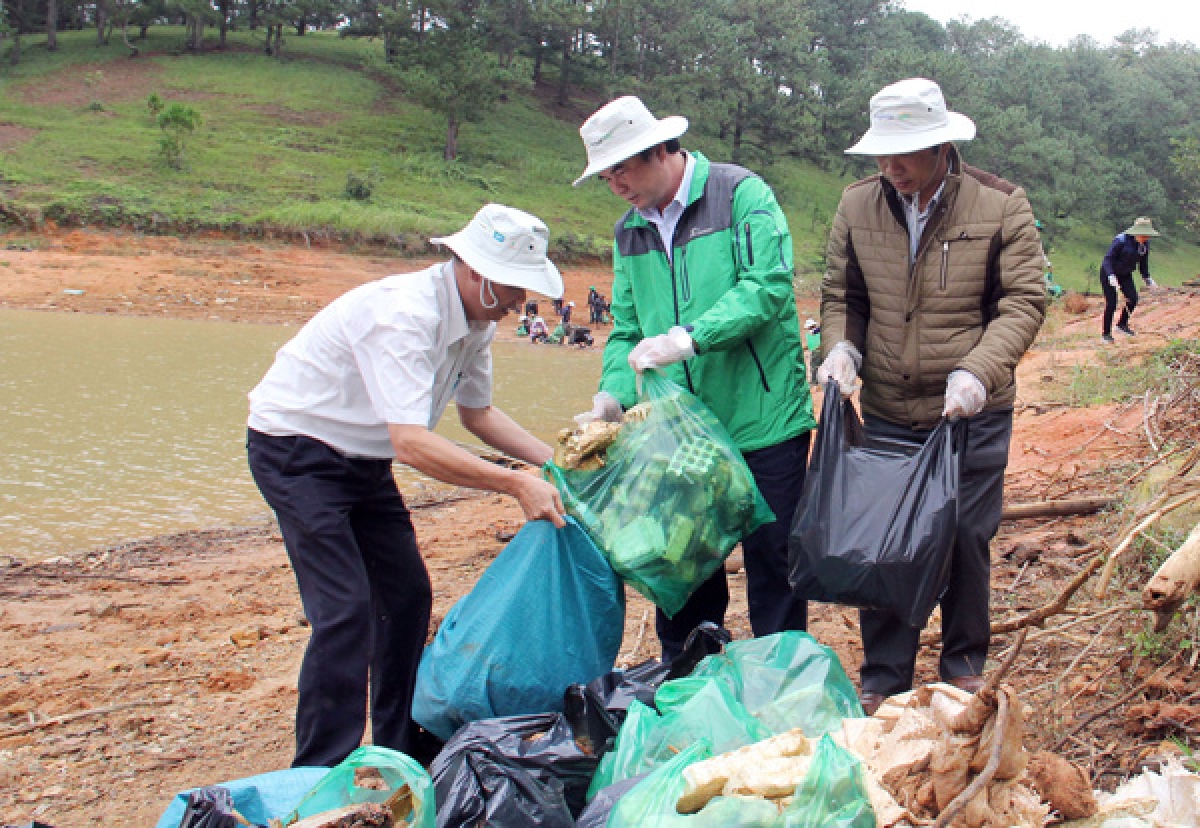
[344,167,382,201]
[157,103,202,170]
[146,93,164,115]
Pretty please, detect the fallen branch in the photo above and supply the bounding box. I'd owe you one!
[1002,497,1114,521]
[0,697,170,738]
[1097,487,1200,598]
[991,555,1105,635]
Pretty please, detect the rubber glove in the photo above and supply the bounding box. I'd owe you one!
[573,391,623,427]
[628,326,695,373]
[943,370,987,419]
[816,341,861,396]
[1107,273,1118,288]
[1145,276,1156,287]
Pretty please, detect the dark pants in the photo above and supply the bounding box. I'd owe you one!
[1101,270,1139,335]
[858,409,1012,697]
[655,432,811,661]
[247,430,432,768]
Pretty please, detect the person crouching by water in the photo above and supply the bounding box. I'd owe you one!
[1100,216,1160,344]
[246,204,567,768]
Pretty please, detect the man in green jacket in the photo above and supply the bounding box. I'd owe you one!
[573,95,817,660]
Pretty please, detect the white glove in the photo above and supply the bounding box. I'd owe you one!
[1145,276,1156,287]
[628,326,695,373]
[816,341,861,396]
[573,391,623,427]
[1107,273,1118,288]
[943,370,987,419]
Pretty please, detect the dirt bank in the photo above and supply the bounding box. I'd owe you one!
[2,228,1199,827]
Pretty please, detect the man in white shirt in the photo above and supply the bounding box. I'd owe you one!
[247,203,566,767]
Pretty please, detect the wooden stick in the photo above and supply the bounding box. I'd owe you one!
[1097,489,1200,598]
[1001,497,1114,521]
[0,697,170,738]
[991,555,1105,635]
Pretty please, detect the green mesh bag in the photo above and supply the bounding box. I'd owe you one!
[547,370,773,617]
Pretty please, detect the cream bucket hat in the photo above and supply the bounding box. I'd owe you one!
[1124,217,1161,237]
[573,96,688,186]
[432,204,564,298]
[846,78,976,156]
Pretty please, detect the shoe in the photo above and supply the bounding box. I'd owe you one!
[858,691,886,716]
[949,675,986,694]
[1101,334,1115,344]
[1117,323,1136,336]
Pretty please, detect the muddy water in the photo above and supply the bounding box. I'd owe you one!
[0,310,600,561]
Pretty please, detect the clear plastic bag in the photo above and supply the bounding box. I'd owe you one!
[548,370,773,617]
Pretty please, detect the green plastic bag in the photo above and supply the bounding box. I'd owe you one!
[283,745,434,827]
[688,631,863,736]
[606,735,875,828]
[587,677,770,799]
[782,735,876,828]
[548,370,774,617]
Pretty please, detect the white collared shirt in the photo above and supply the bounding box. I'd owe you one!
[639,152,696,262]
[248,262,495,458]
[900,181,945,261]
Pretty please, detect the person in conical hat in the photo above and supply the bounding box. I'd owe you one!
[247,203,566,768]
[1100,216,1160,343]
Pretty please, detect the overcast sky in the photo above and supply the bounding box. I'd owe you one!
[900,0,1200,49]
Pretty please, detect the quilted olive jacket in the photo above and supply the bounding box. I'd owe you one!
[821,146,1046,429]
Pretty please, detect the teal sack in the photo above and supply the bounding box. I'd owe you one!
[413,518,625,740]
[688,631,863,736]
[285,746,434,827]
[548,370,773,617]
[586,676,769,799]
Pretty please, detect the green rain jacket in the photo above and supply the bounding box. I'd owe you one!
[600,152,815,453]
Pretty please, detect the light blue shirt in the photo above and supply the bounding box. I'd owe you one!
[639,152,696,263]
[900,181,945,262]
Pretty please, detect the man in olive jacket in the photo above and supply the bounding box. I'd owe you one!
[818,78,1045,713]
[573,96,817,660]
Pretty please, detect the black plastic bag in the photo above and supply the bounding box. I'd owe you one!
[430,713,597,828]
[177,787,248,828]
[573,774,649,828]
[789,383,966,628]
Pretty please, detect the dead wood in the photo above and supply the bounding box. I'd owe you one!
[932,689,1011,828]
[1142,520,1200,631]
[0,697,171,738]
[1097,485,1200,598]
[1001,497,1114,521]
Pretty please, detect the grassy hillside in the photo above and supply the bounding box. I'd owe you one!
[1,26,1198,289]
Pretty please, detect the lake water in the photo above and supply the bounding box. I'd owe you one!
[0,310,600,561]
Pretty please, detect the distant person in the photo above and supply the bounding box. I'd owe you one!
[524,298,539,320]
[802,318,821,386]
[571,95,817,662]
[246,204,566,768]
[1100,216,1159,343]
[562,300,575,326]
[588,286,603,324]
[820,78,1044,714]
[529,315,549,343]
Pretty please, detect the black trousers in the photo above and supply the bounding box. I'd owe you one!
[247,430,432,768]
[858,408,1012,697]
[1101,271,1139,336]
[655,432,811,661]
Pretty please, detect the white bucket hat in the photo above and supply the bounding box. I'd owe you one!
[803,318,818,330]
[431,203,564,298]
[846,78,976,156]
[573,96,688,186]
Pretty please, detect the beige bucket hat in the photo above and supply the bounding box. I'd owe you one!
[573,96,688,186]
[846,78,976,156]
[1125,217,1161,237]
[431,204,564,298]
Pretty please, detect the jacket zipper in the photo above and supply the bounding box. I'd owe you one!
[660,225,696,395]
[746,342,770,392]
[743,222,754,266]
[940,241,949,291]
[679,253,692,302]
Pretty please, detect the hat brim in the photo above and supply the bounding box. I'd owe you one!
[845,112,976,156]
[572,115,689,187]
[1125,225,1161,237]
[432,233,564,299]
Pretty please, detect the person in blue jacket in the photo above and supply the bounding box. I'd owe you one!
[1100,216,1159,343]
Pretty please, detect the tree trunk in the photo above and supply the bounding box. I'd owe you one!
[557,36,571,106]
[248,0,259,30]
[46,0,58,51]
[295,14,306,36]
[532,43,543,83]
[218,0,229,49]
[444,114,460,161]
[273,24,283,57]
[608,0,620,85]
[121,20,139,57]
[732,100,744,165]
[95,0,108,45]
[139,23,150,39]
[9,32,20,66]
